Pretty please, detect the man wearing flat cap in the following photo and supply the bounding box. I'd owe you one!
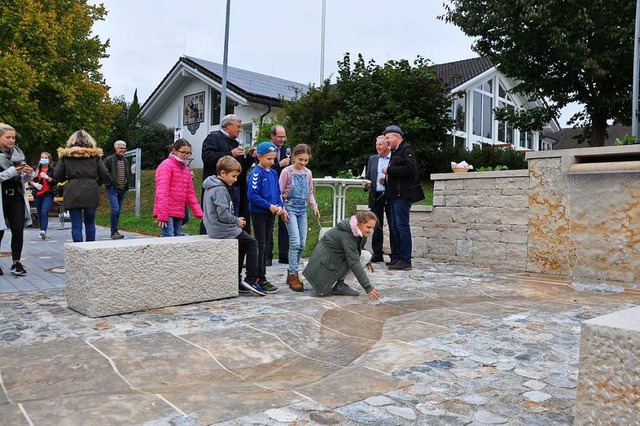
[381,125,424,270]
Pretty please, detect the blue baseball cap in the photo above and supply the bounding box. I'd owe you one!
[256,141,277,155]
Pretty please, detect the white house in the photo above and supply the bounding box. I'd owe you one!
[437,57,559,151]
[140,56,308,168]
[141,56,559,168]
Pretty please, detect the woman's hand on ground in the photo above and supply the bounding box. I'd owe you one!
[367,288,379,301]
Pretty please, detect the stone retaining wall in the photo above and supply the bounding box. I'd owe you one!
[417,170,529,271]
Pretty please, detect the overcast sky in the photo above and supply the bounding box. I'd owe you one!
[91,0,579,126]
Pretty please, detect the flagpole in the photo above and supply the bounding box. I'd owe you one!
[220,0,231,121]
[320,0,326,84]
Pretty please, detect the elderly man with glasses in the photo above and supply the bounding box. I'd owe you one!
[104,140,130,239]
[199,114,256,235]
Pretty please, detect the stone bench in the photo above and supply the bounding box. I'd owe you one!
[65,236,238,317]
[575,306,640,424]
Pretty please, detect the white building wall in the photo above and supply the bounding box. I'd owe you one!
[151,79,279,169]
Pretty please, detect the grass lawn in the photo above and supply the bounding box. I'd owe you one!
[95,169,433,257]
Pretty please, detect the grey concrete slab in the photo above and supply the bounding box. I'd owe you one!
[22,393,181,426]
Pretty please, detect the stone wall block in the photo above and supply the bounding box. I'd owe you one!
[466,229,502,242]
[451,207,478,224]
[431,207,454,224]
[575,307,640,425]
[65,236,238,317]
[472,241,506,260]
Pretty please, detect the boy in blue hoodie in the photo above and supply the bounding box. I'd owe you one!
[202,156,266,296]
[247,141,287,293]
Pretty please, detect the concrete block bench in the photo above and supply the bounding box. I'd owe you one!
[65,236,238,317]
[575,306,640,424]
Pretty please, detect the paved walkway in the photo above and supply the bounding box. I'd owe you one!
[0,226,639,425]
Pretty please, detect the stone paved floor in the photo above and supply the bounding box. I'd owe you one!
[0,227,639,425]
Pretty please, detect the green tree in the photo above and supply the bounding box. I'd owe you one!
[441,0,636,146]
[106,91,143,155]
[129,123,173,170]
[0,0,118,158]
[277,53,453,178]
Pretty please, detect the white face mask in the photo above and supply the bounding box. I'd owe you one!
[39,158,49,165]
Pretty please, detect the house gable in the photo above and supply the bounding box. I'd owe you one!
[439,57,560,151]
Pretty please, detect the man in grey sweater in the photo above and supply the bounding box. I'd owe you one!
[201,156,265,296]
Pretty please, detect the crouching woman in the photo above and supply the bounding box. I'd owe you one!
[303,210,380,301]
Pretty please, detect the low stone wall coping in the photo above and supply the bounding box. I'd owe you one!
[431,170,529,180]
[526,144,640,160]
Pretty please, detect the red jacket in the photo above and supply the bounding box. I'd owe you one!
[153,155,203,222]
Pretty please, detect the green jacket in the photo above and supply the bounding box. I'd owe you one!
[302,217,373,296]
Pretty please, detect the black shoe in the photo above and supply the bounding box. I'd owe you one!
[11,262,27,276]
[370,255,384,263]
[278,257,289,264]
[388,260,412,270]
[0,265,3,275]
[385,259,398,266]
[331,280,359,296]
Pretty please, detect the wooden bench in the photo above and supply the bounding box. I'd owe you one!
[65,236,238,317]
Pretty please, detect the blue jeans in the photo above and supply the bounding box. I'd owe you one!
[161,217,184,237]
[107,187,127,234]
[390,198,412,263]
[35,193,54,232]
[69,208,96,242]
[285,203,307,274]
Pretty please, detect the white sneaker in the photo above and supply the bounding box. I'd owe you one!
[39,230,46,240]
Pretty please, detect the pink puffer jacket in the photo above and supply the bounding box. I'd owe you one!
[153,155,203,222]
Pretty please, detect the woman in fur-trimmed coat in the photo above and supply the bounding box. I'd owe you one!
[54,130,110,242]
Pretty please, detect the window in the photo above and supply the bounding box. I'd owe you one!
[449,95,466,132]
[520,130,534,149]
[472,91,493,139]
[210,89,236,126]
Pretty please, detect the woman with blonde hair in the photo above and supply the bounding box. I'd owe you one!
[54,130,110,242]
[0,123,35,275]
[303,210,380,300]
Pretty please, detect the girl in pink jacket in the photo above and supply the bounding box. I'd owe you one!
[153,139,203,237]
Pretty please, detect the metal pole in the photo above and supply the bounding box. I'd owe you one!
[220,0,231,121]
[320,0,326,84]
[633,0,640,139]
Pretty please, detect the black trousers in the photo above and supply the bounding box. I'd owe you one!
[0,196,26,261]
[267,214,289,261]
[370,192,395,259]
[236,230,259,282]
[251,212,274,281]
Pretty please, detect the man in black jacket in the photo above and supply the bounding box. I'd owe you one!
[200,114,255,235]
[381,125,424,270]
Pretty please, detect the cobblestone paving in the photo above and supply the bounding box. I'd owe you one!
[0,227,639,425]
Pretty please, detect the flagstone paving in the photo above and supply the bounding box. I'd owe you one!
[0,227,639,425]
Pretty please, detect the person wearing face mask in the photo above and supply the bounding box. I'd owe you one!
[0,123,36,276]
[29,152,56,240]
[153,139,203,237]
[302,210,381,300]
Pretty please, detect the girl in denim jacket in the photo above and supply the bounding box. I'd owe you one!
[279,144,320,292]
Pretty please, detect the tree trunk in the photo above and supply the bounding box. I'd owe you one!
[589,112,608,147]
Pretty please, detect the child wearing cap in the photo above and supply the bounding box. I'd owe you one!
[247,141,288,293]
